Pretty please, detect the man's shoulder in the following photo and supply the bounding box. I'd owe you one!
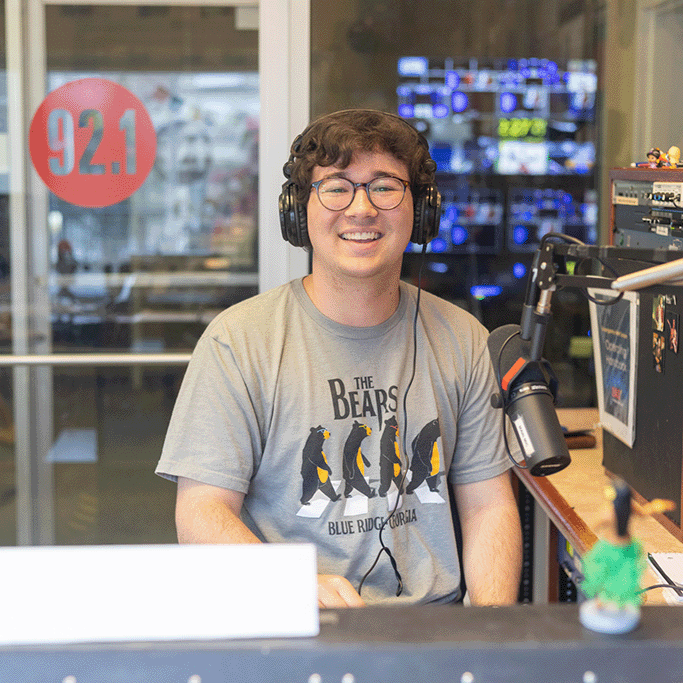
[203,280,298,339]
[402,281,486,331]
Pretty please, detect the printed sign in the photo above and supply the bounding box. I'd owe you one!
[588,288,639,447]
[29,78,156,207]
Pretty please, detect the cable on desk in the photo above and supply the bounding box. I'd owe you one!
[638,582,683,596]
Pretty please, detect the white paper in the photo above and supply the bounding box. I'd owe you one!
[648,552,683,605]
[0,543,319,644]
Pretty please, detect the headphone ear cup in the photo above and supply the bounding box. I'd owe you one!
[411,185,442,244]
[295,200,310,248]
[279,180,310,248]
[279,180,298,245]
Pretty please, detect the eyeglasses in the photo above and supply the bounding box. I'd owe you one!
[311,175,410,211]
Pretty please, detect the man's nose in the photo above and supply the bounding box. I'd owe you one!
[344,186,378,215]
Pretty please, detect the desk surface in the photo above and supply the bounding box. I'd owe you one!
[518,407,683,604]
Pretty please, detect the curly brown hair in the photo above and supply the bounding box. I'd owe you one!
[286,109,436,205]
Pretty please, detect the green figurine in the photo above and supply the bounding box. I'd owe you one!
[579,478,674,634]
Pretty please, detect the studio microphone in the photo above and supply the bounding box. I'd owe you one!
[487,324,571,476]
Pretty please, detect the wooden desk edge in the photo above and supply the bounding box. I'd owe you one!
[516,468,598,557]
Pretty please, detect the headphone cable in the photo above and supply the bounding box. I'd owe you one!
[358,242,427,597]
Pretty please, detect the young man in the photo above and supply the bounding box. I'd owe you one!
[156,109,522,608]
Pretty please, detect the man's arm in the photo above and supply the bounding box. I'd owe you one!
[175,477,365,607]
[176,476,259,544]
[453,470,522,606]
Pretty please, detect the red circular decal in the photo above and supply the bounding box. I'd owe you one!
[29,78,157,208]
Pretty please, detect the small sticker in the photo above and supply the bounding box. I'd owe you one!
[653,331,666,373]
[512,415,535,455]
[653,295,666,332]
[614,195,639,206]
[667,311,679,354]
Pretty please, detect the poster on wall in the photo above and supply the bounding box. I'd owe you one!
[588,288,639,447]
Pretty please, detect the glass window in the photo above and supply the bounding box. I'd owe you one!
[310,0,603,407]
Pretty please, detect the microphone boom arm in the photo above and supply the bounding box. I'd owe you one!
[520,238,683,364]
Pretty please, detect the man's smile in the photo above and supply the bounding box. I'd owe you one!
[339,231,382,242]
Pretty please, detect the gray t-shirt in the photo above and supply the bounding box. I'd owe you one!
[156,278,511,605]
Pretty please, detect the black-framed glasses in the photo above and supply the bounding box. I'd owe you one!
[311,175,410,211]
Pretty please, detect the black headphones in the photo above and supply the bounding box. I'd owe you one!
[279,110,441,248]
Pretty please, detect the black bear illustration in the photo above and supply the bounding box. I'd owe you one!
[300,426,340,505]
[378,415,403,497]
[342,421,376,498]
[406,418,442,494]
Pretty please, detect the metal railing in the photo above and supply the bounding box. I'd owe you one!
[0,353,192,366]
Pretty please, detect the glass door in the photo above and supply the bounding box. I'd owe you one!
[45,5,259,546]
[4,0,309,545]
